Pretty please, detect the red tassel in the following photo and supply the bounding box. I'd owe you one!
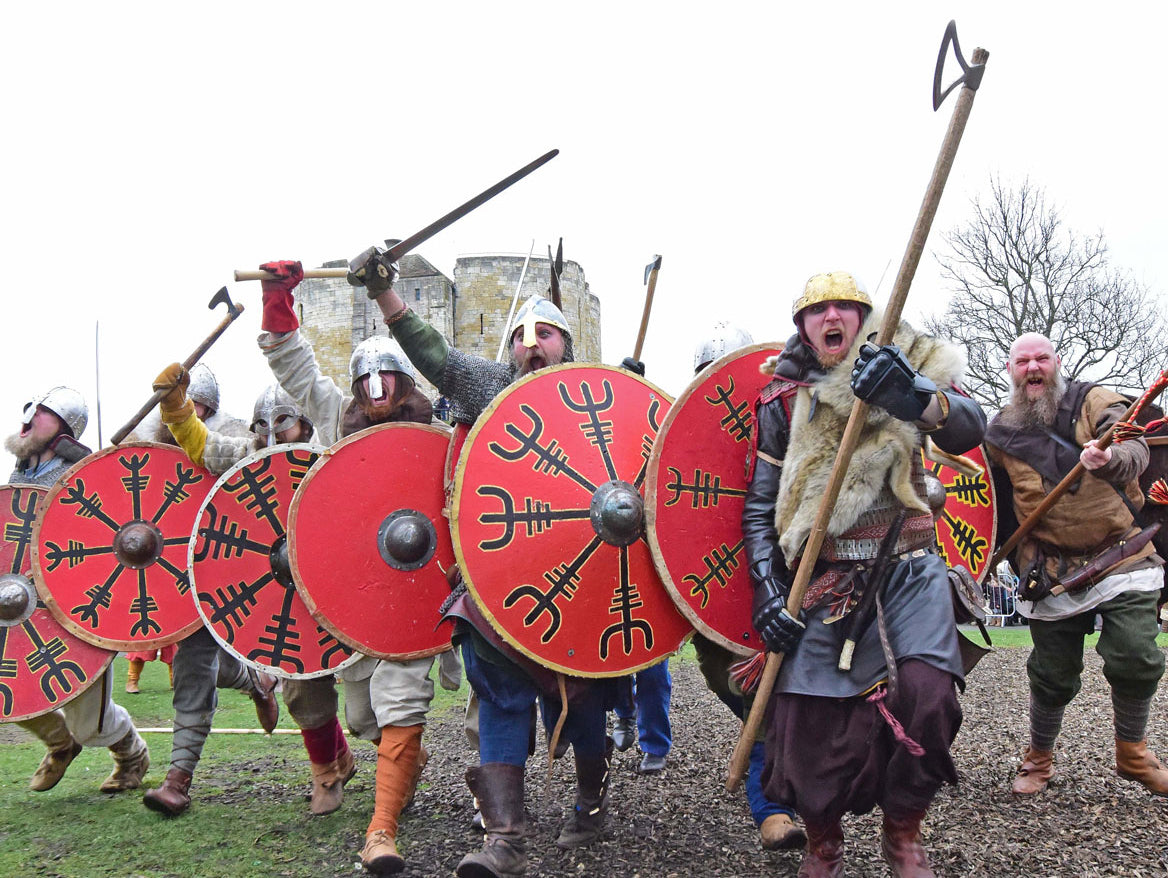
[729,651,767,694]
[1148,478,1168,505]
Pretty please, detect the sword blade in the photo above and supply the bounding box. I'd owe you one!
[385,148,559,262]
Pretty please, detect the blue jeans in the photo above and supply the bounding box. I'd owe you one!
[614,660,672,757]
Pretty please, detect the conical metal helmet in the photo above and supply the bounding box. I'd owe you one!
[23,386,88,438]
[250,384,312,446]
[508,294,572,349]
[349,336,417,401]
[187,363,220,414]
[694,322,754,373]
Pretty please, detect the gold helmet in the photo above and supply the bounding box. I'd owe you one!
[791,272,872,319]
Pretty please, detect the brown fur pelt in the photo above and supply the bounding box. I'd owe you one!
[773,310,966,560]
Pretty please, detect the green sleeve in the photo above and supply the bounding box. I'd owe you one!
[389,310,450,388]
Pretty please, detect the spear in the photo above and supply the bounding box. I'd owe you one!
[726,21,989,791]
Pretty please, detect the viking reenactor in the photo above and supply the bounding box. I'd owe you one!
[7,387,152,794]
[679,322,807,851]
[123,363,281,817]
[986,332,1168,797]
[350,247,614,878]
[742,273,985,877]
[252,259,461,875]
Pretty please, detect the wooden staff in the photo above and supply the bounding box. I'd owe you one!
[234,267,348,282]
[633,255,662,362]
[989,368,1168,570]
[726,23,989,791]
[109,288,245,445]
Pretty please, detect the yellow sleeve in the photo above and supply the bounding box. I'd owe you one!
[168,413,209,468]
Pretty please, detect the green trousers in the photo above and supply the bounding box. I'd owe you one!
[1027,588,1165,707]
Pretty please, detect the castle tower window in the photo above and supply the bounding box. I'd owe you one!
[415,288,421,301]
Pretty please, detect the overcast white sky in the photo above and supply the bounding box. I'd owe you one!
[3,3,1165,447]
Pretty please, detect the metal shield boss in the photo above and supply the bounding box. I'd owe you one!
[0,485,115,721]
[452,364,692,677]
[925,442,998,585]
[189,443,358,679]
[31,443,211,650]
[647,343,783,656]
[289,423,454,661]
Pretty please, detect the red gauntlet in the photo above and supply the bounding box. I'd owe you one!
[259,260,304,333]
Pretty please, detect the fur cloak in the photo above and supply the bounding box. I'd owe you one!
[768,310,966,561]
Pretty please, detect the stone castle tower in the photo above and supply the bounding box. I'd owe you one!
[292,252,602,411]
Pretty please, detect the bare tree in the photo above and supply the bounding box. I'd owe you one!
[924,178,1167,411]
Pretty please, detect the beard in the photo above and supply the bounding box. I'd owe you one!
[5,431,51,462]
[816,349,850,369]
[1001,372,1066,429]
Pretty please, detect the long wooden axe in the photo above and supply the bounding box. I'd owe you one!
[725,21,989,791]
[632,255,662,362]
[233,148,560,282]
[989,368,1168,570]
[109,288,244,445]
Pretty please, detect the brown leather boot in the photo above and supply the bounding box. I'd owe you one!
[797,820,844,878]
[24,712,83,792]
[457,764,527,878]
[760,812,807,851]
[361,829,405,875]
[556,739,613,849]
[1011,746,1055,795]
[310,744,356,816]
[126,659,144,694]
[143,768,193,816]
[880,811,935,878]
[1115,738,1168,797]
[249,671,280,735]
[100,729,150,793]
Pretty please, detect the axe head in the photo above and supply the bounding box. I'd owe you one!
[644,255,662,285]
[208,286,240,317]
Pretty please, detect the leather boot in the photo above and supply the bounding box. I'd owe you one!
[361,830,404,876]
[760,812,807,851]
[143,768,193,816]
[556,739,613,849]
[310,744,356,816]
[880,811,935,878]
[457,764,527,878]
[248,671,280,734]
[25,713,82,792]
[1011,746,1055,795]
[100,729,150,793]
[612,715,635,752]
[126,659,144,694]
[797,820,844,878]
[1115,738,1168,797]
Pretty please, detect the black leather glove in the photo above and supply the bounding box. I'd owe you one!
[347,242,400,298]
[749,557,806,654]
[851,342,937,422]
[620,357,646,376]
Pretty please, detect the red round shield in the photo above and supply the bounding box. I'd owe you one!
[32,443,211,650]
[646,343,783,656]
[0,485,115,722]
[925,443,997,584]
[444,421,471,500]
[289,423,455,661]
[190,443,359,679]
[452,364,692,677]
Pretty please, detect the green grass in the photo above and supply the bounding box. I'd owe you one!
[0,655,469,878]
[973,624,1168,649]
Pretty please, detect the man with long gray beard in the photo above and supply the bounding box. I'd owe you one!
[7,387,151,795]
[986,332,1168,798]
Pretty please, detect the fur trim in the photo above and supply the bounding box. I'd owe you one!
[775,310,966,560]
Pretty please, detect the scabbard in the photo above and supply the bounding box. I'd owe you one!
[1051,524,1161,596]
[838,510,908,671]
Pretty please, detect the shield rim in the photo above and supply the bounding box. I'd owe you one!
[450,362,688,678]
[188,441,361,680]
[289,421,455,662]
[0,484,116,722]
[30,442,207,651]
[645,342,784,657]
